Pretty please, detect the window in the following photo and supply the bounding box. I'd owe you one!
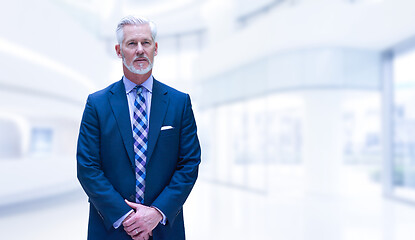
[392,46,415,200]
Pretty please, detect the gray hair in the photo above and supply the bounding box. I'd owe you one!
[116,16,157,45]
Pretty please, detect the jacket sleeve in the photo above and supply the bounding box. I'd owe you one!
[76,95,131,230]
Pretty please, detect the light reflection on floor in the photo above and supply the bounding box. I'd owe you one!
[185,176,415,240]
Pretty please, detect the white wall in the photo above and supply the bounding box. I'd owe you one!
[0,0,114,158]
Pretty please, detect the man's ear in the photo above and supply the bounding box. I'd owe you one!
[154,42,158,56]
[115,44,122,58]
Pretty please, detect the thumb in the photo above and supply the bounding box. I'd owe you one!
[125,199,139,209]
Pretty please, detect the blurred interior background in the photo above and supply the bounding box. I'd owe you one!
[1,0,415,239]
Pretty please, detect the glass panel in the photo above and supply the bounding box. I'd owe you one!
[393,48,415,200]
[198,93,304,192]
[342,93,381,165]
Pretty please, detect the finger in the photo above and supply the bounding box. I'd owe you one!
[149,231,152,236]
[126,227,142,237]
[146,232,152,240]
[124,223,138,233]
[124,225,132,234]
[135,229,144,237]
[125,199,139,209]
[134,230,148,240]
[122,212,135,227]
[123,217,140,229]
[140,233,149,240]
[123,212,138,227]
[123,218,134,227]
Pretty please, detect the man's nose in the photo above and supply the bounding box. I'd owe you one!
[136,43,144,54]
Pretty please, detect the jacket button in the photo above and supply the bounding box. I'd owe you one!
[129,195,135,201]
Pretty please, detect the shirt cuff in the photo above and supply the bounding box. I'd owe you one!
[113,210,134,229]
[151,206,167,225]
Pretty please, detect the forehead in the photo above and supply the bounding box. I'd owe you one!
[123,24,152,41]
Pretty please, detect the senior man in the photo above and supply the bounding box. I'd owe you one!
[77,16,201,240]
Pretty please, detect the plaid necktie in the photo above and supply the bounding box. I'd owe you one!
[132,86,148,203]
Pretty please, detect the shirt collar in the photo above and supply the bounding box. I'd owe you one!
[123,75,153,94]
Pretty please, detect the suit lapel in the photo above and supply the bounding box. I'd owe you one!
[147,79,169,162]
[108,80,135,166]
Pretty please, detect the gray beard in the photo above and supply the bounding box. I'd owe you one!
[121,52,153,75]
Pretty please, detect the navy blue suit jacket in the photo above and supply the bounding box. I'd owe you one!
[77,78,201,240]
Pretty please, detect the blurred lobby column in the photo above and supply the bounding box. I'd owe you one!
[303,91,343,196]
[302,91,343,239]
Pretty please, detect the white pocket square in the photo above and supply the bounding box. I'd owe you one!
[161,126,174,131]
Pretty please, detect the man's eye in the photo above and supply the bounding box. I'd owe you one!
[128,42,137,45]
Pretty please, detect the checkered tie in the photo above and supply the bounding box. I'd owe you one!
[133,86,148,204]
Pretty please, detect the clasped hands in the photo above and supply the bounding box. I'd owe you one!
[122,199,163,240]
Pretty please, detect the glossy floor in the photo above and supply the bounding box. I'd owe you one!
[1,177,415,240]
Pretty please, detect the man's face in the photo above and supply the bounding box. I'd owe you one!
[116,24,158,75]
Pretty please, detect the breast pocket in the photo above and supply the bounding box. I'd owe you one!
[159,127,179,137]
